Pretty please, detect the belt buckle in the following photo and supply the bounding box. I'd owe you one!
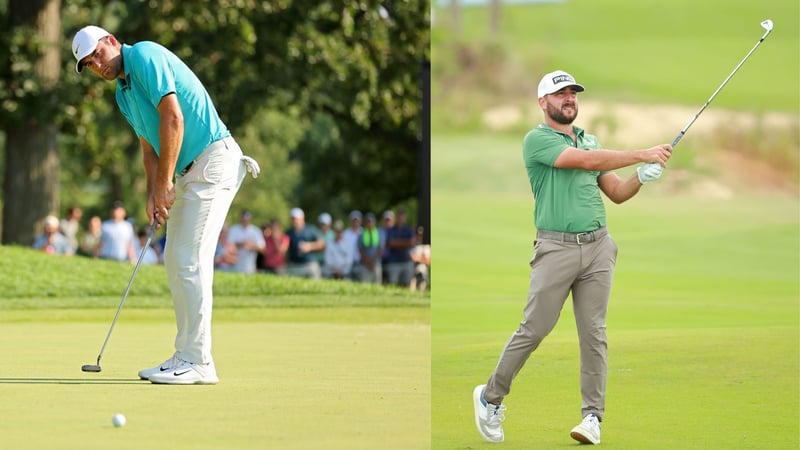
[179,161,194,177]
[576,231,590,245]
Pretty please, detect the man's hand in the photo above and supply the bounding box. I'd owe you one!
[152,181,176,226]
[636,163,663,184]
[641,144,673,166]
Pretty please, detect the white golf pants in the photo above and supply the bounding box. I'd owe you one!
[164,137,247,364]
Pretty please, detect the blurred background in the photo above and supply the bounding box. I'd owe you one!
[0,0,430,246]
[431,0,798,195]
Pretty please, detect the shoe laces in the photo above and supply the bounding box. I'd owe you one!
[487,404,507,425]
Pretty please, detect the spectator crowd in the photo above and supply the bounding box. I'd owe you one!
[32,203,431,291]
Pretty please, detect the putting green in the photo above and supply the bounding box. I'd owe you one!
[0,308,430,449]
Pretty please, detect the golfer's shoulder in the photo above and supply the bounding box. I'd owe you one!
[523,125,561,149]
[127,41,172,63]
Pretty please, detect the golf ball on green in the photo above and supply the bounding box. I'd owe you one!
[112,413,126,427]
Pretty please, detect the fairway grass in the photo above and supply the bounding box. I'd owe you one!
[431,134,799,448]
[0,307,429,450]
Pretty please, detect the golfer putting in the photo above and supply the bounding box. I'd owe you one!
[73,25,260,384]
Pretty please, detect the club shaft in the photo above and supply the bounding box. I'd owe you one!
[672,26,772,148]
[94,221,158,366]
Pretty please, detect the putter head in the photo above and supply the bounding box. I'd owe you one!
[81,364,102,373]
[761,19,773,32]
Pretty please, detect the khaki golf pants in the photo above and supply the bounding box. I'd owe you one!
[484,232,618,420]
[164,137,247,365]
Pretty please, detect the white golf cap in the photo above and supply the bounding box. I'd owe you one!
[290,207,304,219]
[72,25,110,73]
[318,212,332,225]
[537,70,585,98]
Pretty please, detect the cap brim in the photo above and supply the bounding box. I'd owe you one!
[539,83,585,98]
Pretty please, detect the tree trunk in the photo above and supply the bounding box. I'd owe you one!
[2,0,62,245]
[3,124,60,245]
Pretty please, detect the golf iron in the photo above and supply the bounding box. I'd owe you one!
[81,220,158,373]
[672,19,773,148]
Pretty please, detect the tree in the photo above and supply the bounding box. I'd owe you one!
[0,0,429,242]
[0,0,62,245]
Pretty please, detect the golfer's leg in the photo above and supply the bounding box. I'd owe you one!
[484,241,577,404]
[164,184,189,355]
[572,235,617,420]
[167,141,246,364]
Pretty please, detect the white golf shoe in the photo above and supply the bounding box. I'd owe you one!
[148,360,219,385]
[570,413,601,444]
[473,384,506,443]
[138,354,183,380]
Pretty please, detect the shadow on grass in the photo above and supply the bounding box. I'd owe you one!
[0,378,148,385]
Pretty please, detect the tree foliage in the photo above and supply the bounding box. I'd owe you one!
[0,0,429,242]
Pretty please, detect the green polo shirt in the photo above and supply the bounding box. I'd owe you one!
[522,124,607,233]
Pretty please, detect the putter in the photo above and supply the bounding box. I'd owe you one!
[81,220,158,373]
[672,19,773,148]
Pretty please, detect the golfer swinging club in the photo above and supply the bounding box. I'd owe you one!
[73,25,260,384]
[473,70,673,444]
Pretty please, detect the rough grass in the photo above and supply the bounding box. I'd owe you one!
[0,246,429,308]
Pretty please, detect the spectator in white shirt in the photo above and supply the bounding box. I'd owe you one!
[227,211,265,274]
[322,220,353,279]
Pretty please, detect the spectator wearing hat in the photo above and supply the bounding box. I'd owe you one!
[318,212,334,242]
[342,210,363,278]
[96,201,136,263]
[355,212,383,284]
[322,220,353,279]
[384,207,416,287]
[227,211,265,274]
[305,212,331,269]
[285,207,325,279]
[33,215,72,255]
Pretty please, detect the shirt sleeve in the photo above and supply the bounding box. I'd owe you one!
[523,128,568,168]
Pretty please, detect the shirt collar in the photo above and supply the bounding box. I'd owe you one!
[538,123,585,139]
[118,44,133,89]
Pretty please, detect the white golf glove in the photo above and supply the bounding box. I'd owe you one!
[241,155,261,179]
[636,163,663,184]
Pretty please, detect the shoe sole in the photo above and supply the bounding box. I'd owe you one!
[149,378,219,385]
[473,385,503,443]
[570,429,599,445]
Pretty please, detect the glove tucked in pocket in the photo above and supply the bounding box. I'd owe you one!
[240,155,261,179]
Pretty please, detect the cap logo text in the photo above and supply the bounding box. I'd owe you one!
[552,74,574,84]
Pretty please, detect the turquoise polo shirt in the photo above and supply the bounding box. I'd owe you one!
[115,42,230,173]
[522,124,607,233]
